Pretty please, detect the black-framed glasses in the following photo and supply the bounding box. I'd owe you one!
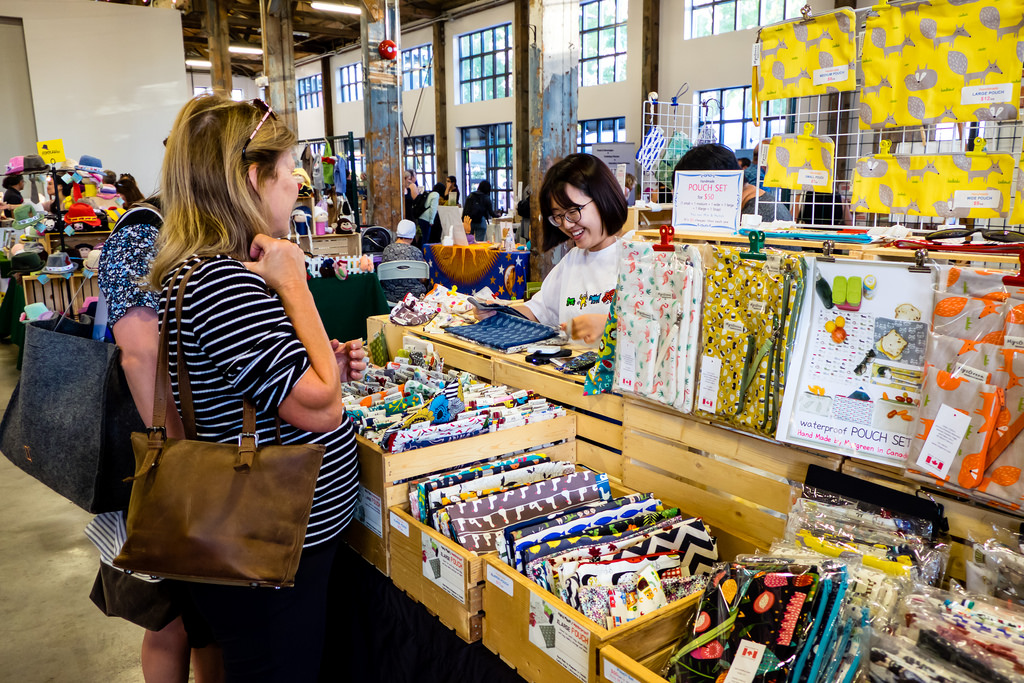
[926,227,1024,243]
[241,99,277,164]
[548,199,594,227]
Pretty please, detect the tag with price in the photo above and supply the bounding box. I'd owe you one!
[723,640,765,683]
[953,190,1001,210]
[915,404,970,479]
[697,355,722,414]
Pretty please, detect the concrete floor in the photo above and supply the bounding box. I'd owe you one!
[0,341,146,682]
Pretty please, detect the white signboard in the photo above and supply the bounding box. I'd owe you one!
[672,170,743,233]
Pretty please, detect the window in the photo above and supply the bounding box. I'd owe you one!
[296,74,322,111]
[192,86,244,101]
[689,0,804,39]
[577,116,627,154]
[579,0,627,87]
[402,44,433,91]
[334,137,365,184]
[404,135,437,191]
[338,62,363,103]
[457,24,513,104]
[697,86,791,151]
[460,123,513,211]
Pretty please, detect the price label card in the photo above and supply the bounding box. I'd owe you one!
[617,339,637,391]
[486,564,514,596]
[953,190,1001,210]
[724,640,766,683]
[603,658,641,683]
[672,170,743,233]
[751,42,761,67]
[813,64,849,86]
[723,320,746,334]
[389,510,409,536]
[954,364,988,383]
[798,169,830,187]
[961,83,1013,106]
[698,355,722,414]
[915,404,971,478]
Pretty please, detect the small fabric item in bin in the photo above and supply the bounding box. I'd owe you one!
[446,311,560,351]
[390,292,438,326]
[413,453,550,523]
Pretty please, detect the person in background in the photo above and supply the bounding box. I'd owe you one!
[419,182,445,244]
[476,154,626,346]
[96,196,225,683]
[738,157,752,170]
[674,143,793,223]
[3,174,24,216]
[403,168,423,223]
[148,94,366,681]
[442,175,460,206]
[380,219,428,302]
[462,179,499,243]
[115,173,145,209]
[103,170,118,185]
[624,173,636,207]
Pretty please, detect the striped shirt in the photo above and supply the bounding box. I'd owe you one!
[162,255,358,548]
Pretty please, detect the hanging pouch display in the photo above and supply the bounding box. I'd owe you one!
[859,0,1024,130]
[754,8,857,116]
[694,240,805,437]
[852,139,1014,219]
[763,123,836,193]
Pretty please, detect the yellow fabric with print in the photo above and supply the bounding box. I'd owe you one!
[763,129,835,192]
[859,0,1023,130]
[755,9,857,102]
[852,146,1014,219]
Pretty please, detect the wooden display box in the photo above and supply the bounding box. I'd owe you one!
[482,555,701,683]
[307,232,360,256]
[599,643,676,683]
[343,414,577,576]
[23,272,100,315]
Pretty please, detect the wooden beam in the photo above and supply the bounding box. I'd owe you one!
[640,0,659,109]
[260,0,298,133]
[206,0,232,96]
[321,55,335,139]
[432,21,448,183]
[361,0,404,228]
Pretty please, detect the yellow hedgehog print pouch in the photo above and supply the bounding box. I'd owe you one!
[852,139,1014,218]
[754,8,857,111]
[860,0,1024,130]
[695,245,805,437]
[763,124,836,193]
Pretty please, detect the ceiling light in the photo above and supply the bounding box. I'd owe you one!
[186,59,212,68]
[310,2,362,15]
[229,44,263,55]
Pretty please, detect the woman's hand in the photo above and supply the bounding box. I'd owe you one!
[245,234,306,293]
[332,339,367,382]
[568,313,608,345]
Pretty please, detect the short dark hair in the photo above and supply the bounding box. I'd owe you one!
[3,174,23,190]
[737,157,752,168]
[539,153,627,251]
[674,144,740,176]
[477,179,491,193]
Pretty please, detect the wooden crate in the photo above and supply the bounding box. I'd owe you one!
[23,272,100,315]
[388,506,488,643]
[599,644,676,683]
[482,554,702,683]
[308,232,360,256]
[343,414,577,575]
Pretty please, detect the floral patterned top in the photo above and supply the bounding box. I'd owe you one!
[97,208,161,326]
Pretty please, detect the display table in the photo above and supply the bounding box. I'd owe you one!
[307,272,389,342]
[424,244,530,300]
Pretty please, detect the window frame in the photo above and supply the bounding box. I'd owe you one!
[296,73,323,111]
[338,62,364,103]
[696,85,793,152]
[577,116,628,154]
[460,123,514,212]
[688,0,805,39]
[579,0,628,87]
[456,23,513,105]
[403,135,437,191]
[402,44,433,92]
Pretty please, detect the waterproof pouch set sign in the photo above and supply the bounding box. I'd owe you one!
[694,242,806,437]
[851,139,1014,219]
[763,124,836,193]
[859,0,1023,129]
[754,8,857,108]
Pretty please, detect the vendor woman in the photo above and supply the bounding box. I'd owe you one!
[481,153,626,345]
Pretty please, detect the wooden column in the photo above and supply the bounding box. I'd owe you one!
[361,0,403,229]
[640,0,659,107]
[206,0,232,96]
[525,0,579,281]
[513,0,531,228]
[260,0,298,133]
[432,22,448,181]
[321,55,335,139]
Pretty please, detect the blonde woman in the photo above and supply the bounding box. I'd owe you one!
[150,94,366,681]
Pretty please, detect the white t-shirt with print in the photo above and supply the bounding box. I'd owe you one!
[524,240,620,330]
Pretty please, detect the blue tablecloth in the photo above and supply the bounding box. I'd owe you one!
[424,245,530,300]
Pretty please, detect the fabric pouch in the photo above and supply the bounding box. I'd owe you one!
[447,312,559,351]
[763,126,836,193]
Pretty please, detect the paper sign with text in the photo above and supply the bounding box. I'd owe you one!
[672,170,743,232]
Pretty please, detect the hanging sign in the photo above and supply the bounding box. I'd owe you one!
[672,169,742,233]
[36,139,65,165]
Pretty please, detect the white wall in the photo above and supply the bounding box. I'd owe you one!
[330,47,367,141]
[186,71,259,102]
[0,18,37,168]
[0,0,188,196]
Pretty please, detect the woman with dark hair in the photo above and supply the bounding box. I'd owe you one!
[673,143,792,223]
[443,175,460,206]
[478,153,627,345]
[3,174,25,216]
[462,179,499,241]
[115,173,145,209]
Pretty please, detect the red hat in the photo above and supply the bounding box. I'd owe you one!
[64,202,101,228]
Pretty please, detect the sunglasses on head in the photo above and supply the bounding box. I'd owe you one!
[241,99,277,164]
[926,227,1024,243]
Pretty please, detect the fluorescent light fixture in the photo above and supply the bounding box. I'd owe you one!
[229,44,263,55]
[185,59,212,69]
[310,2,361,14]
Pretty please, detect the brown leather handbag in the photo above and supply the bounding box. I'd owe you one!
[114,261,325,587]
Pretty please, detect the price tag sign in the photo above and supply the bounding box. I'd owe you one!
[36,139,65,165]
[813,65,849,86]
[915,404,971,478]
[953,190,1001,210]
[698,355,722,414]
[961,83,1013,106]
[724,640,766,683]
[672,170,743,233]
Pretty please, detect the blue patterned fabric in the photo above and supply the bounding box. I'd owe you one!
[447,312,558,350]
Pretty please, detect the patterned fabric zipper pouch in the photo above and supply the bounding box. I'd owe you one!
[763,126,836,193]
[412,453,550,523]
[447,311,560,351]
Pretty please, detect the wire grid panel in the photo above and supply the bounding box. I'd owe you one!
[637,99,698,204]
